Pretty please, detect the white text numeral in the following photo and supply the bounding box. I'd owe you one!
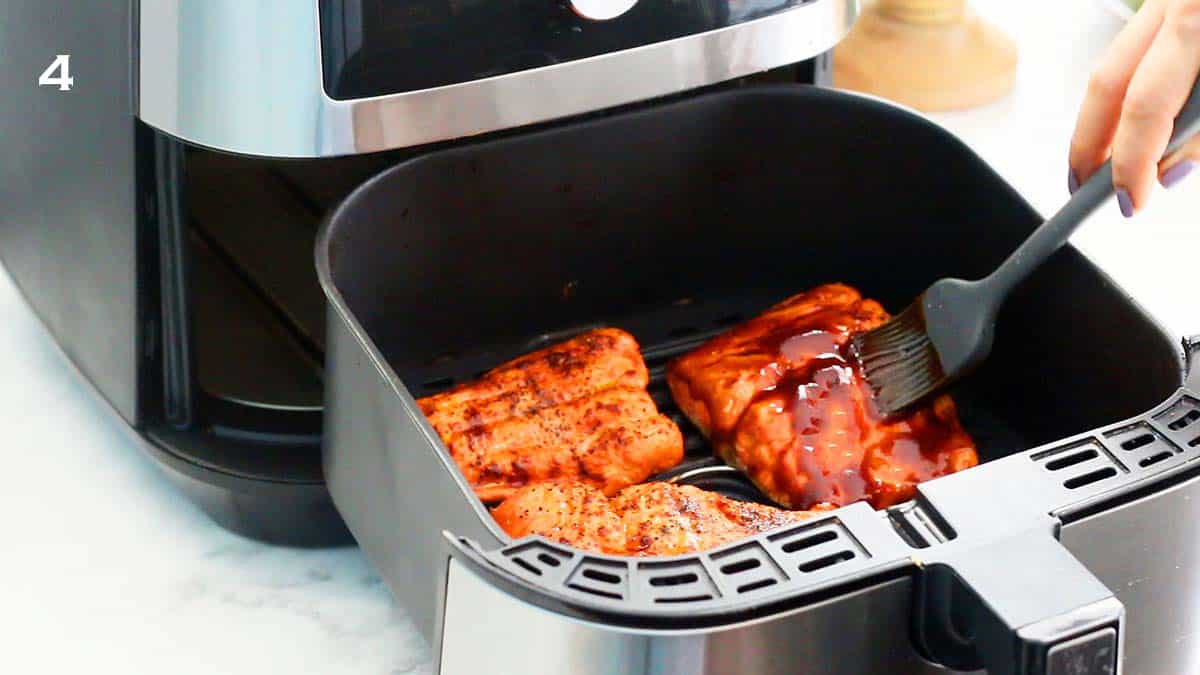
[38,55,73,91]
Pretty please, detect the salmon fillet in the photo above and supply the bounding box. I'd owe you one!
[612,482,815,556]
[417,329,684,502]
[491,479,814,556]
[490,480,627,555]
[666,283,978,510]
[419,328,649,436]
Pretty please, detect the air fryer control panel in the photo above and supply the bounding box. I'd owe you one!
[319,0,817,99]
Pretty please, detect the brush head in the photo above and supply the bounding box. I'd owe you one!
[850,300,949,418]
[852,277,998,417]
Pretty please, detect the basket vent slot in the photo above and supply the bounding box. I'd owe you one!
[1169,409,1200,431]
[1152,396,1200,452]
[500,542,574,580]
[1104,423,1181,474]
[648,572,698,587]
[1064,467,1118,490]
[1033,439,1125,488]
[1120,434,1154,451]
[634,559,718,605]
[511,557,541,576]
[565,559,629,601]
[768,519,866,577]
[1140,451,1172,468]
[780,529,838,553]
[798,550,856,573]
[582,568,621,584]
[737,578,777,593]
[709,542,788,597]
[720,558,760,575]
[1045,448,1098,471]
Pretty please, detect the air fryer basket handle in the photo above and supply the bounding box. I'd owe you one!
[915,533,1122,675]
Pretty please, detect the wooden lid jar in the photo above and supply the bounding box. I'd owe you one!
[832,0,1017,112]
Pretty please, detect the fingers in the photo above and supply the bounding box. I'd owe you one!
[1069,0,1166,191]
[1110,0,1200,215]
[1159,135,1200,188]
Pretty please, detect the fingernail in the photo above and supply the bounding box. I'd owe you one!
[1068,169,1080,194]
[1116,187,1134,218]
[1162,160,1196,189]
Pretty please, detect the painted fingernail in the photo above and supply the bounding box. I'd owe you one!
[1162,160,1196,189]
[1116,187,1134,218]
[1068,169,1080,194]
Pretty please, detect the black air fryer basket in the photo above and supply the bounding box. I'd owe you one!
[317,85,1200,674]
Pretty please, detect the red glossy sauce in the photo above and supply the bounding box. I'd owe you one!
[707,304,976,509]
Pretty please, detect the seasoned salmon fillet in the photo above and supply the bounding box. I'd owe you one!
[666,283,978,510]
[612,482,815,556]
[419,328,649,436]
[490,480,627,555]
[417,329,684,502]
[491,479,814,556]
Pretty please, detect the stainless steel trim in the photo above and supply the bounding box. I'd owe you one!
[138,0,858,158]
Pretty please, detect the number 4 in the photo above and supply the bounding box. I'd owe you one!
[38,55,73,91]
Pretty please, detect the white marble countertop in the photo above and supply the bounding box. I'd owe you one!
[2,1,1196,673]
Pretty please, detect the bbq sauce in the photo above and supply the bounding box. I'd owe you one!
[701,302,975,510]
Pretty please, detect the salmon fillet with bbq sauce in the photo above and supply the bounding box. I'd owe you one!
[666,283,978,511]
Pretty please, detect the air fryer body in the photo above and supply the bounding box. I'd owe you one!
[0,2,141,426]
[0,0,853,547]
[0,0,348,545]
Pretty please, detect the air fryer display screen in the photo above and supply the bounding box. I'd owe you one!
[319,0,812,100]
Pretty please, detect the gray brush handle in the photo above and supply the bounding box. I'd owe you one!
[979,75,1200,302]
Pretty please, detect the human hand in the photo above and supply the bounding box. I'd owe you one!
[1068,0,1200,216]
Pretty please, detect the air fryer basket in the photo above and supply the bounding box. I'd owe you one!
[318,85,1194,674]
